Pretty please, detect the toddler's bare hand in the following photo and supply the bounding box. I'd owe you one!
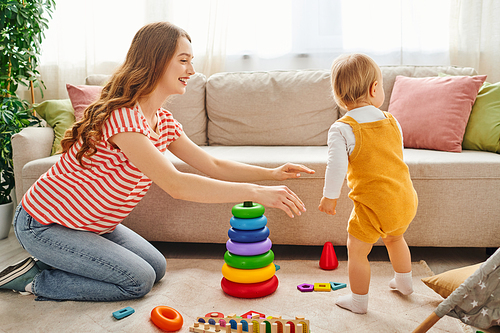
[318,197,337,215]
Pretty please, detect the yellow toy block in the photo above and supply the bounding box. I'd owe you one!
[313,283,331,291]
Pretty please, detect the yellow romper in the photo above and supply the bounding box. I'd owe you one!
[337,112,418,244]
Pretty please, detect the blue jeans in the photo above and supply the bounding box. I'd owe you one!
[13,204,166,301]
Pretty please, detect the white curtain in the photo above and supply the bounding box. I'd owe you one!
[23,0,230,102]
[168,0,228,76]
[23,0,497,101]
[450,0,500,82]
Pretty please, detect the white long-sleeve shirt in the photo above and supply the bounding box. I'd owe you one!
[323,105,404,199]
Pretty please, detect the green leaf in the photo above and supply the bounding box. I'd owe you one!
[0,0,52,201]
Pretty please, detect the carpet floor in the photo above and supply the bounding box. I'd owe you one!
[0,259,468,333]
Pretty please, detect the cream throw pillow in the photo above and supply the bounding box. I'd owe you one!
[421,263,482,298]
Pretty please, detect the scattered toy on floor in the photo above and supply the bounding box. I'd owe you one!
[296,281,347,292]
[330,281,347,291]
[319,241,338,270]
[189,311,311,333]
[112,306,134,320]
[221,202,279,298]
[151,306,183,332]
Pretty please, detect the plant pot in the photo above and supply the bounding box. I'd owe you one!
[0,201,14,240]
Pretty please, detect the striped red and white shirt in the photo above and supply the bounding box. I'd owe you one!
[22,105,183,234]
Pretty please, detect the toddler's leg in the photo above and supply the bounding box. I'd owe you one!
[336,234,373,314]
[383,234,413,295]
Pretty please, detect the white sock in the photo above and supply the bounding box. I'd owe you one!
[389,271,413,295]
[24,282,33,294]
[336,292,368,314]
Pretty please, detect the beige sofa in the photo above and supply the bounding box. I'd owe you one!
[12,66,500,248]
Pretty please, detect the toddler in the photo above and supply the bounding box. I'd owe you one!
[318,53,418,314]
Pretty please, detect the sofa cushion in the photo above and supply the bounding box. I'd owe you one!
[379,66,478,111]
[85,73,208,146]
[462,81,500,153]
[23,147,500,196]
[164,146,500,182]
[388,75,486,152]
[66,84,102,121]
[33,99,75,155]
[162,73,208,146]
[421,263,482,298]
[403,148,500,179]
[206,70,338,146]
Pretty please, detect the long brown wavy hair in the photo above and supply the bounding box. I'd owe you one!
[60,22,191,166]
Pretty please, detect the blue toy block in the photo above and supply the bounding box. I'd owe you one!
[113,306,135,320]
[330,282,347,291]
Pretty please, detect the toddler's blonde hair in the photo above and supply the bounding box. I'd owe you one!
[330,53,380,110]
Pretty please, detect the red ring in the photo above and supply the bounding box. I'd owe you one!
[221,275,279,298]
[151,306,183,331]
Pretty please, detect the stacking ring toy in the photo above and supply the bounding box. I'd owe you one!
[222,263,275,284]
[232,202,265,219]
[230,216,267,230]
[221,275,279,298]
[226,238,272,256]
[224,250,274,269]
[228,226,270,243]
[151,306,183,331]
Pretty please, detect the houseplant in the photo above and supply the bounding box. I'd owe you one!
[0,0,55,238]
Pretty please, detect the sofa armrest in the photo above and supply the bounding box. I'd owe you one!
[12,126,54,204]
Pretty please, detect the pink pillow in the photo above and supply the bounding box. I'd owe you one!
[66,84,103,121]
[388,75,486,152]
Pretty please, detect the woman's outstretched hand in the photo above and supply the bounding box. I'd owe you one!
[272,163,315,181]
[255,185,306,218]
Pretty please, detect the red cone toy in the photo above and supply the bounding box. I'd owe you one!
[319,242,338,270]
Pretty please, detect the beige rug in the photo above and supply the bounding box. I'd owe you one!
[0,259,468,333]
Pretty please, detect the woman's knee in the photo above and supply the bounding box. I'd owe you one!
[126,265,157,298]
[154,256,167,283]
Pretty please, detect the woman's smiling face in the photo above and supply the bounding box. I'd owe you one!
[158,36,195,96]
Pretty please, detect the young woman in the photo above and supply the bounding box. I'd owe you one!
[0,22,314,301]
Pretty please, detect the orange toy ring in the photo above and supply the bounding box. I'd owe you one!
[151,306,183,331]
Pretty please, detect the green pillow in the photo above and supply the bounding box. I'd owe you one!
[33,99,75,155]
[462,81,500,153]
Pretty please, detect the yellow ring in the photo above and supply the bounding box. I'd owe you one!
[221,263,276,284]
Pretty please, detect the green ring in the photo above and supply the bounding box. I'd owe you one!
[232,203,265,219]
[224,250,274,269]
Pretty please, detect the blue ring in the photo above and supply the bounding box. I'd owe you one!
[228,226,270,243]
[230,216,267,230]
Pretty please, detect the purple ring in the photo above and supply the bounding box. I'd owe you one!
[226,238,272,256]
